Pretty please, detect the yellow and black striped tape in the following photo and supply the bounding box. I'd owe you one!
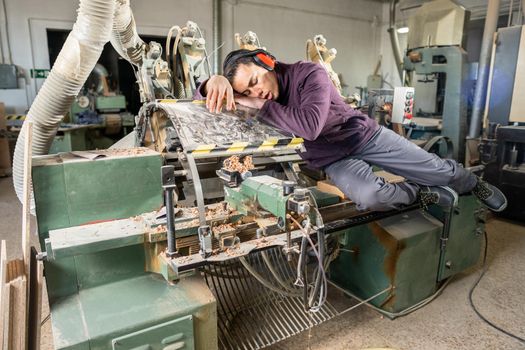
[6,115,26,120]
[158,99,205,104]
[190,137,304,155]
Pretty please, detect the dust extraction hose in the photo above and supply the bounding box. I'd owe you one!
[13,0,146,207]
[110,0,145,66]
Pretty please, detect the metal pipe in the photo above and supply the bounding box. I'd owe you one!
[212,0,221,74]
[388,0,404,83]
[469,0,501,139]
[522,0,525,24]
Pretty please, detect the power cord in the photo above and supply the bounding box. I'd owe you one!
[468,230,525,344]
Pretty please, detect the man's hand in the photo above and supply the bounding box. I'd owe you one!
[235,94,267,110]
[205,75,236,113]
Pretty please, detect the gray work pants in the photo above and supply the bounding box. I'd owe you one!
[324,126,478,211]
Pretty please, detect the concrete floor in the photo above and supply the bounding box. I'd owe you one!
[1,176,524,349]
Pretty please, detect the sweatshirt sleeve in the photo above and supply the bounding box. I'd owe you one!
[258,66,332,141]
[193,79,209,100]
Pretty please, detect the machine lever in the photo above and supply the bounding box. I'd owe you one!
[162,165,178,258]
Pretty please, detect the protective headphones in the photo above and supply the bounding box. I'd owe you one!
[223,49,276,72]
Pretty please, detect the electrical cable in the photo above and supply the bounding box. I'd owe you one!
[261,250,298,293]
[195,23,212,76]
[328,275,452,319]
[239,256,300,298]
[468,230,525,344]
[288,214,327,313]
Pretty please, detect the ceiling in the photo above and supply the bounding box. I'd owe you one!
[397,0,523,20]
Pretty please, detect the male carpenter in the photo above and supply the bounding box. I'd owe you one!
[196,49,506,212]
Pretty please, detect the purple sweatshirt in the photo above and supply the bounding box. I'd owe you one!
[196,61,379,169]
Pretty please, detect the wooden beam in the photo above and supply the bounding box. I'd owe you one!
[0,240,7,348]
[22,122,33,275]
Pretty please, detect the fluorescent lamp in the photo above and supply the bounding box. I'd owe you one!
[397,26,409,34]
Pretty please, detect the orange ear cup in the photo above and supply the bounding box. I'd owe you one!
[256,52,275,70]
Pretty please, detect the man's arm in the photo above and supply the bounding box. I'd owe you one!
[193,76,236,113]
[193,80,208,100]
[258,67,332,141]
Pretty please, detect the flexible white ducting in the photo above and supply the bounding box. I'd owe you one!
[110,0,145,66]
[12,0,116,205]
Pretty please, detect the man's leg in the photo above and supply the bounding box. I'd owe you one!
[355,127,477,194]
[325,156,419,211]
[354,127,506,212]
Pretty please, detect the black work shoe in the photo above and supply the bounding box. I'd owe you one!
[418,186,458,208]
[472,178,507,212]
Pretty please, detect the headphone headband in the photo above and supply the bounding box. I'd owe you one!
[223,49,276,73]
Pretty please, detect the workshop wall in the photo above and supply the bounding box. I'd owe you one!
[221,0,385,97]
[0,0,386,114]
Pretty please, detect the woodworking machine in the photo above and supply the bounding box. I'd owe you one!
[33,100,486,349]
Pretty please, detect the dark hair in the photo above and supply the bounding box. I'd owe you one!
[223,49,256,84]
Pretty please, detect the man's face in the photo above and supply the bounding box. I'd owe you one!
[231,63,279,100]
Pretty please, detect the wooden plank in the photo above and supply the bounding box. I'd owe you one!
[19,122,32,350]
[8,276,28,350]
[2,284,10,350]
[374,170,405,184]
[22,121,33,274]
[317,180,347,199]
[0,241,7,347]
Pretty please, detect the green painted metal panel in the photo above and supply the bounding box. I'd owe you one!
[430,195,484,281]
[45,257,80,302]
[96,95,126,112]
[32,149,163,249]
[49,294,90,350]
[330,209,443,313]
[111,315,194,350]
[50,274,216,350]
[225,176,289,221]
[49,128,88,154]
[307,187,340,207]
[74,245,146,290]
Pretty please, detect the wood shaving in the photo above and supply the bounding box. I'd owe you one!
[223,155,254,174]
[153,225,166,233]
[255,237,276,248]
[99,148,147,156]
[225,245,243,257]
[212,223,236,234]
[175,255,193,264]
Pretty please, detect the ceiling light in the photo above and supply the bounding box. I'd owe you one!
[397,26,409,34]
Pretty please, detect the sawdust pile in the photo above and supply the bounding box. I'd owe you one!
[212,223,236,234]
[223,155,254,174]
